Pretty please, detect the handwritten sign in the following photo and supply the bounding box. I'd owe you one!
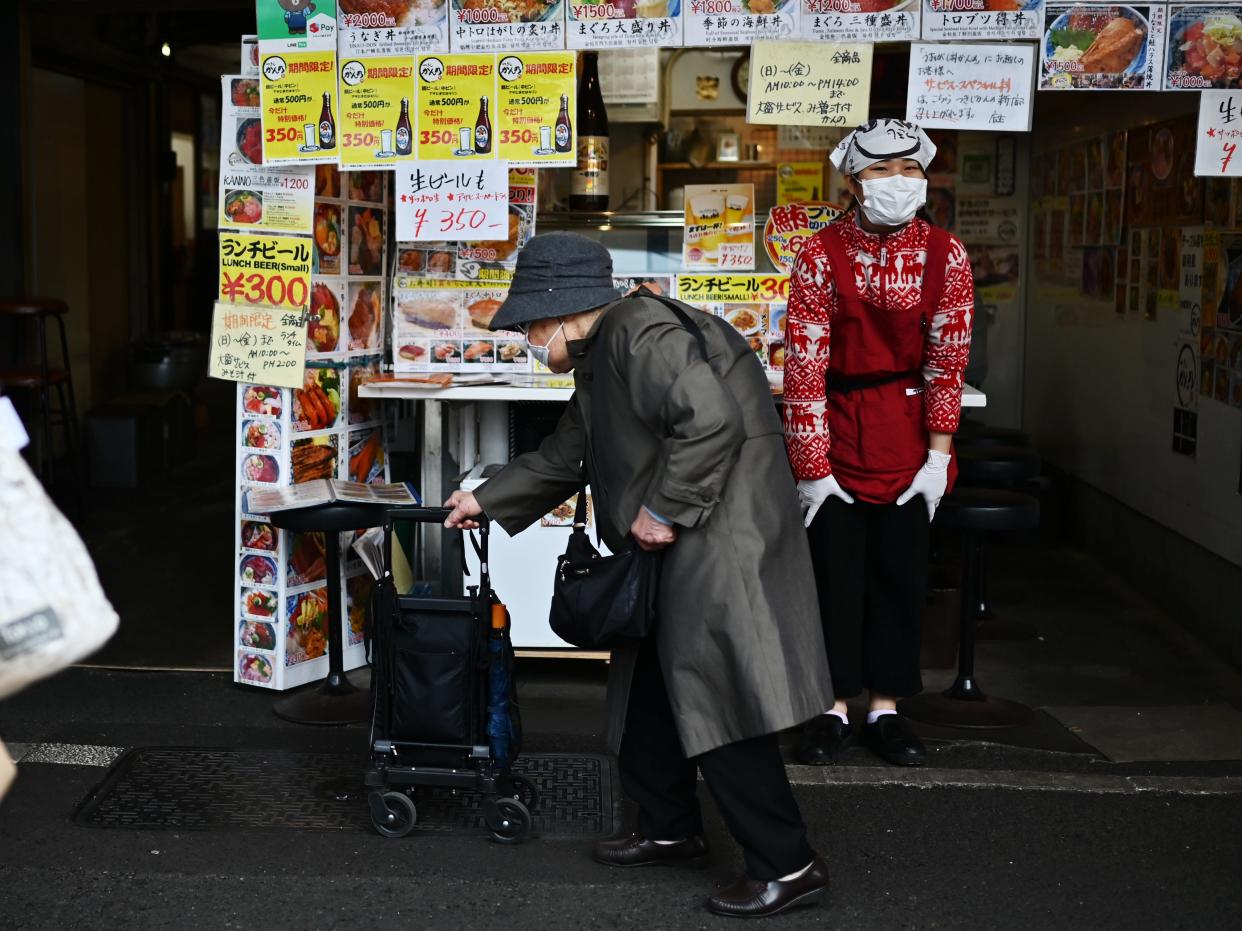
[218,232,313,310]
[907,43,1035,132]
[747,40,872,127]
[1195,90,1242,175]
[802,0,919,43]
[209,301,308,388]
[921,0,1043,41]
[395,159,510,241]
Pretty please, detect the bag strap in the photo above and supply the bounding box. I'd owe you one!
[633,289,711,364]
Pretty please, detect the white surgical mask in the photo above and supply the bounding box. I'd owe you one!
[858,175,928,228]
[526,322,565,368]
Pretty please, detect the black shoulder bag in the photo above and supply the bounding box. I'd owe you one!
[547,292,711,650]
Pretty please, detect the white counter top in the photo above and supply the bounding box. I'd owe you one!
[360,376,987,407]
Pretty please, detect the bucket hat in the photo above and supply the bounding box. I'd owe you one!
[489,232,622,332]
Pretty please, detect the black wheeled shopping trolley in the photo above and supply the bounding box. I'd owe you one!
[364,507,538,843]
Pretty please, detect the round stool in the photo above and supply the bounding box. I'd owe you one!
[268,502,389,726]
[955,423,1029,448]
[900,488,1039,728]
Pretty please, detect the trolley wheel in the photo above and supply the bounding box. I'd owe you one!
[370,790,417,838]
[497,774,539,811]
[486,797,532,845]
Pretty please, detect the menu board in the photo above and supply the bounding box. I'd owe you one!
[747,40,872,127]
[256,1,340,165]
[907,43,1036,132]
[496,52,577,167]
[567,0,684,48]
[921,0,1044,40]
[1040,3,1167,90]
[391,276,529,372]
[417,53,497,160]
[675,273,790,371]
[1195,90,1242,175]
[448,0,567,51]
[219,75,316,233]
[338,0,448,53]
[802,0,919,43]
[684,183,756,270]
[683,0,800,47]
[1164,5,1242,90]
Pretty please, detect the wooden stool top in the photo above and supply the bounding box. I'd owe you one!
[0,367,69,388]
[0,298,69,317]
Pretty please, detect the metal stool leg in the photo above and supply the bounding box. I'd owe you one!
[974,523,1040,642]
[51,313,86,515]
[35,315,53,488]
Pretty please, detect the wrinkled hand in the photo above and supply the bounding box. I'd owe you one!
[444,490,484,530]
[631,508,677,552]
[895,450,953,522]
[798,475,854,528]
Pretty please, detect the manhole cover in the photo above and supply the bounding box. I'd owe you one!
[74,748,616,838]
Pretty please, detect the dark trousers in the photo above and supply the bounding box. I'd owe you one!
[807,496,929,699]
[617,638,815,881]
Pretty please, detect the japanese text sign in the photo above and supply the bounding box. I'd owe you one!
[338,0,447,55]
[1039,3,1168,91]
[802,0,919,43]
[395,159,511,241]
[219,232,314,310]
[568,0,685,49]
[497,52,577,167]
[259,48,340,165]
[921,0,1044,41]
[417,54,497,160]
[684,0,800,46]
[1195,90,1242,175]
[209,301,308,389]
[450,0,567,52]
[747,41,872,128]
[684,184,756,270]
[338,56,417,168]
[764,202,844,273]
[907,43,1036,132]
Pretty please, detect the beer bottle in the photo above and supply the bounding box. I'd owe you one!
[318,92,335,150]
[474,96,491,156]
[555,93,572,154]
[395,97,412,156]
[570,52,609,212]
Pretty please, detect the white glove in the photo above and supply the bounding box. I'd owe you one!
[798,475,855,528]
[896,449,953,522]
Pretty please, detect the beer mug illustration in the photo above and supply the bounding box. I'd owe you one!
[302,123,318,151]
[379,129,394,157]
[539,126,552,154]
[459,127,473,155]
[726,192,753,243]
[687,193,725,263]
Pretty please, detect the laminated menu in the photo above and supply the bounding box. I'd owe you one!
[567,0,685,49]
[921,0,1044,41]
[1164,6,1242,90]
[391,276,529,372]
[1040,2,1168,90]
[448,0,568,52]
[245,478,419,514]
[802,0,919,43]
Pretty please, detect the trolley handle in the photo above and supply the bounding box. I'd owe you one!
[381,505,490,586]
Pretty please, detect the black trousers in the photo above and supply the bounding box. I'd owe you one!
[617,637,815,881]
[806,496,929,699]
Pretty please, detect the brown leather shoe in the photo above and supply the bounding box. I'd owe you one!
[706,857,830,918]
[592,833,710,868]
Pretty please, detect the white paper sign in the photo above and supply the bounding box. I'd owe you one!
[802,0,920,43]
[1194,89,1242,176]
[906,42,1035,132]
[683,0,800,47]
[921,0,1044,40]
[395,160,511,241]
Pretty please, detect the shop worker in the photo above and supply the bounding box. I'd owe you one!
[784,119,975,767]
[445,232,834,919]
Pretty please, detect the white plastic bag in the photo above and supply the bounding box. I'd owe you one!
[0,397,118,701]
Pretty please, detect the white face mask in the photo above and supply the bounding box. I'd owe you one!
[858,175,928,228]
[526,321,565,368]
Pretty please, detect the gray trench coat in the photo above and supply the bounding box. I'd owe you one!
[474,294,833,758]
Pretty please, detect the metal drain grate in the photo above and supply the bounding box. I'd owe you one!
[74,748,616,837]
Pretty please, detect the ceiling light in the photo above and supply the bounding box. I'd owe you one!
[161,42,171,57]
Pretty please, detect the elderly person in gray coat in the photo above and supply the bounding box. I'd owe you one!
[445,232,833,918]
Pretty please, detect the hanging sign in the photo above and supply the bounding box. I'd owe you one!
[416,54,497,161]
[684,0,800,47]
[256,1,339,165]
[1164,6,1242,90]
[764,202,844,273]
[338,0,447,54]
[907,43,1036,131]
[219,232,314,311]
[747,40,872,127]
[338,56,416,168]
[567,1,684,49]
[1039,3,1168,90]
[394,159,511,242]
[921,0,1044,40]
[802,1,919,43]
[1195,89,1242,175]
[219,75,315,233]
[684,184,756,270]
[209,301,308,389]
[448,0,568,52]
[496,52,577,167]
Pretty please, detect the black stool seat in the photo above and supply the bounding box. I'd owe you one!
[955,423,1029,447]
[0,367,70,388]
[938,487,1040,531]
[267,501,390,726]
[0,298,68,317]
[956,446,1040,486]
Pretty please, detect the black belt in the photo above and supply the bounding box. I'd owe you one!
[825,370,921,395]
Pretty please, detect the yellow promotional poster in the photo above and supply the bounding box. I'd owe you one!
[747,41,872,129]
[683,184,755,271]
[338,55,416,169]
[496,52,577,168]
[208,301,307,389]
[259,48,339,165]
[219,232,313,311]
[416,54,497,161]
[675,274,791,372]
[777,162,826,206]
[764,203,845,274]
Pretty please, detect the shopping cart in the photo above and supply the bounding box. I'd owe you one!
[364,507,538,843]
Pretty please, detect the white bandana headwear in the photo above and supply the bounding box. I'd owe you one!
[830,120,937,177]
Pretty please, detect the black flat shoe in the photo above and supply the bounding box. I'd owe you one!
[793,715,853,765]
[706,857,830,918]
[592,833,710,868]
[864,714,927,766]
